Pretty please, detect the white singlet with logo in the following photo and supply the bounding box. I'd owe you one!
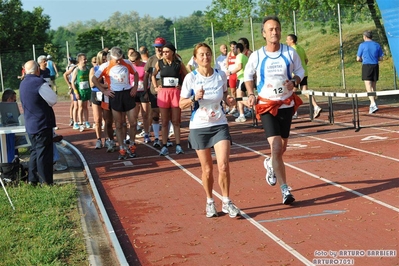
[181,69,228,129]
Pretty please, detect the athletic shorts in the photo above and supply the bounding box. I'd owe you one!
[260,107,294,139]
[157,88,180,109]
[299,76,308,87]
[78,88,91,102]
[188,124,232,150]
[362,64,379,81]
[91,91,102,106]
[149,92,158,109]
[135,91,150,103]
[71,90,78,102]
[238,80,246,92]
[229,73,237,89]
[110,90,136,112]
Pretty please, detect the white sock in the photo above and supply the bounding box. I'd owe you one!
[207,198,214,204]
[152,123,160,138]
[222,197,230,204]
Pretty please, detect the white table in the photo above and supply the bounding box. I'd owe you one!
[0,125,26,163]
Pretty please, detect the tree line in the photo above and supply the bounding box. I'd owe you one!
[0,0,384,90]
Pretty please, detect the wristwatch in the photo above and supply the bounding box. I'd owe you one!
[191,94,196,102]
[290,78,297,87]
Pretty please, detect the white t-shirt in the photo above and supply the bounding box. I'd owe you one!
[181,69,228,129]
[215,54,227,73]
[244,44,304,108]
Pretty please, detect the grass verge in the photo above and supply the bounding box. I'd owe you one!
[0,182,87,265]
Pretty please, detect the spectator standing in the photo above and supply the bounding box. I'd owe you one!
[244,15,305,205]
[63,57,78,126]
[226,41,238,114]
[20,60,57,185]
[180,43,240,218]
[356,30,384,114]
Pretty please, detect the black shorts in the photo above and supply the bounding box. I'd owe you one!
[91,91,102,106]
[362,64,379,81]
[294,76,308,89]
[110,90,136,112]
[135,91,150,103]
[260,107,294,139]
[188,124,232,150]
[149,92,158,109]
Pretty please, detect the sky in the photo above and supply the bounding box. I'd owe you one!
[21,0,213,29]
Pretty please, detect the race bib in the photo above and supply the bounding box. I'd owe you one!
[262,77,289,99]
[138,81,144,90]
[79,81,90,90]
[163,77,179,87]
[196,103,223,122]
[96,91,103,102]
[103,95,109,104]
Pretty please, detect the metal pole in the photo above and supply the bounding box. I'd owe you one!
[250,17,255,51]
[136,32,139,51]
[174,28,177,52]
[394,67,397,90]
[338,4,347,92]
[32,44,36,61]
[66,41,69,59]
[101,36,104,49]
[293,11,297,35]
[211,22,216,64]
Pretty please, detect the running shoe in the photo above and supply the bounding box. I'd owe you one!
[79,124,85,132]
[53,162,67,172]
[85,121,91,129]
[167,139,173,147]
[159,146,169,156]
[69,118,74,126]
[206,202,218,218]
[222,201,240,218]
[313,106,322,119]
[105,140,116,153]
[175,145,184,154]
[292,112,298,119]
[144,135,151,144]
[73,123,80,130]
[369,104,378,114]
[127,144,137,158]
[282,187,295,205]
[118,149,127,160]
[228,107,237,115]
[95,139,102,149]
[153,138,161,148]
[264,157,277,186]
[135,130,145,138]
[235,116,247,123]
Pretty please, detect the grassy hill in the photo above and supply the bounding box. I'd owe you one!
[53,21,396,100]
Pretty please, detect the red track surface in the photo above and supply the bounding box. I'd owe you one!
[53,100,399,266]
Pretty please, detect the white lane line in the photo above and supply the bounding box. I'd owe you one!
[160,150,314,266]
[258,210,347,223]
[233,142,399,213]
[291,131,399,162]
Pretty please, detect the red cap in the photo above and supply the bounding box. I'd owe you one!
[153,37,166,47]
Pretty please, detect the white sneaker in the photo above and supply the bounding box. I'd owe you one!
[282,187,295,205]
[222,201,240,218]
[369,104,378,114]
[313,106,322,119]
[135,130,145,138]
[206,202,218,218]
[264,157,277,186]
[235,116,246,123]
[95,139,102,149]
[228,107,237,115]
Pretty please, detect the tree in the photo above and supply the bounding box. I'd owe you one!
[205,0,255,38]
[256,0,389,54]
[0,0,51,90]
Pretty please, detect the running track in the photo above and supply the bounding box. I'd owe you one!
[53,100,399,266]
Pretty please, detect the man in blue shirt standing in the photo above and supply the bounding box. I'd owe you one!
[20,60,57,185]
[356,30,384,114]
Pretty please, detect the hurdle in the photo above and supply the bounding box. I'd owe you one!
[302,89,399,130]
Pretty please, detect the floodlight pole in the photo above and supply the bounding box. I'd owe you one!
[211,22,216,65]
[136,33,139,51]
[250,17,255,52]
